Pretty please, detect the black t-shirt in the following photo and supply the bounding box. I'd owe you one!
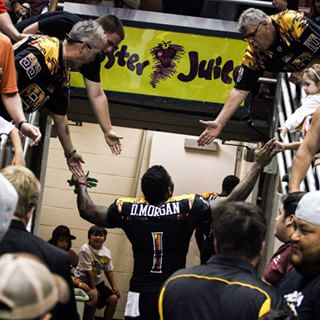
[160,255,285,320]
[0,35,69,120]
[16,11,101,82]
[107,194,211,292]
[279,269,320,320]
[235,11,320,91]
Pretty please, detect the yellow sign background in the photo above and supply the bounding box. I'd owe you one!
[71,26,247,104]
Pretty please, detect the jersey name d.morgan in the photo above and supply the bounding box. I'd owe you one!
[130,202,180,217]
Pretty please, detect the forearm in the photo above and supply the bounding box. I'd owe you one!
[52,113,74,153]
[215,88,249,126]
[105,271,117,289]
[9,127,23,154]
[1,93,27,125]
[85,270,96,289]
[290,110,320,191]
[226,163,262,202]
[0,13,21,42]
[90,94,112,133]
[282,141,301,151]
[86,80,112,133]
[77,185,110,227]
[290,145,314,191]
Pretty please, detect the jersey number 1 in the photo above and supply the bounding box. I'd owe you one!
[151,232,163,273]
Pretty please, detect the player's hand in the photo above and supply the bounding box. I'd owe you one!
[19,122,42,146]
[104,129,123,155]
[66,152,85,176]
[255,138,282,167]
[197,120,223,146]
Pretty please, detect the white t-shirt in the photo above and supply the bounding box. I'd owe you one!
[0,116,14,136]
[285,93,320,131]
[74,243,113,285]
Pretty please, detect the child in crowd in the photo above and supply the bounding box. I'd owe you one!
[48,224,79,268]
[280,64,320,140]
[74,225,119,320]
[0,116,25,166]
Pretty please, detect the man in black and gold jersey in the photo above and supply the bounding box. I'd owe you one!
[159,202,285,320]
[198,8,320,146]
[73,138,281,320]
[0,20,105,176]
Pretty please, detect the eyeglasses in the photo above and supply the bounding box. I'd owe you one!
[243,22,262,43]
[66,34,93,50]
[105,38,118,52]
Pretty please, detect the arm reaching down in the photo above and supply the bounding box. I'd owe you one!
[197,88,249,146]
[52,113,84,176]
[290,109,320,191]
[9,128,25,166]
[84,78,123,155]
[73,175,110,227]
[210,139,281,210]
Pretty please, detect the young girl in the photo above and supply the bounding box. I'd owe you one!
[280,64,320,140]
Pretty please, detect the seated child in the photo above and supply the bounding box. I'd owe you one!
[74,225,119,320]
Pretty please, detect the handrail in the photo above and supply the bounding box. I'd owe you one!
[209,0,273,8]
[23,112,38,156]
[0,133,9,169]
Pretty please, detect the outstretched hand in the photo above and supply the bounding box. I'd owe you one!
[104,130,123,155]
[255,138,282,167]
[20,123,42,146]
[197,120,223,146]
[66,152,85,176]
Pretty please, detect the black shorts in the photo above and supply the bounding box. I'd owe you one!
[96,282,115,309]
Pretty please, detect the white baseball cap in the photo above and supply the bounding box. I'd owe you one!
[0,253,70,319]
[295,190,320,225]
[0,173,17,241]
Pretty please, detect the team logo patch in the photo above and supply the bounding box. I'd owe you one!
[284,290,304,316]
[19,53,41,80]
[20,83,48,113]
[304,34,320,53]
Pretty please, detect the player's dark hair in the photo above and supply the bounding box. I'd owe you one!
[221,175,240,195]
[281,192,306,219]
[96,15,125,40]
[213,202,266,260]
[141,165,173,205]
[88,225,107,238]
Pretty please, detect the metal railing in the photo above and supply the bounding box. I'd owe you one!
[0,112,40,170]
[275,73,318,192]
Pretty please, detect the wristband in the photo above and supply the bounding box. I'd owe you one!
[64,149,76,159]
[17,120,28,131]
[76,180,87,186]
